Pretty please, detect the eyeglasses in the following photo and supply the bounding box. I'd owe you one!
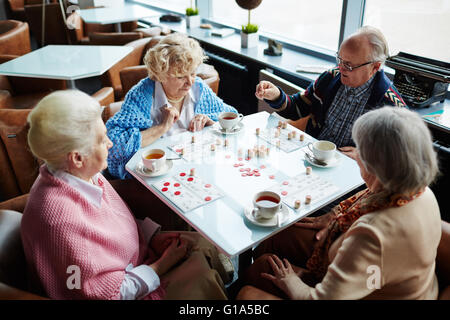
[336,55,374,72]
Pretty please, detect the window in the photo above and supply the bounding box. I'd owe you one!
[364,0,450,62]
[211,0,343,52]
[134,0,187,13]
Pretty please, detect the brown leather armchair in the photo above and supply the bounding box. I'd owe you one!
[0,20,31,56]
[100,36,163,101]
[0,88,114,202]
[6,0,53,22]
[24,2,74,47]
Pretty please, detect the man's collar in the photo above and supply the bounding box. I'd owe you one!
[343,73,376,96]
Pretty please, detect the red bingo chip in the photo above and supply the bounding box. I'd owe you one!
[241,173,247,177]
[180,173,186,177]
[164,182,170,186]
[205,184,211,188]
[255,173,261,177]
[269,175,275,179]
[205,196,212,201]
[282,181,289,185]
[174,183,180,187]
[174,191,181,196]
[281,191,288,196]
[187,177,194,182]
[233,164,240,167]
[161,187,168,192]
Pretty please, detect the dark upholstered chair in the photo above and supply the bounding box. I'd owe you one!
[0,209,47,299]
[0,20,31,56]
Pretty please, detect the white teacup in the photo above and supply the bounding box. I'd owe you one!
[252,191,282,220]
[142,149,166,172]
[307,140,336,162]
[218,112,244,131]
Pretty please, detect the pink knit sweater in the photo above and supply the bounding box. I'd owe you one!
[21,166,156,300]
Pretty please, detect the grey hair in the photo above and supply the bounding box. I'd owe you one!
[27,90,102,170]
[143,32,206,82]
[352,106,438,194]
[354,26,390,63]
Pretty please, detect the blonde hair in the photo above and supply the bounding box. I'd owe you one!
[143,33,206,82]
[27,90,102,170]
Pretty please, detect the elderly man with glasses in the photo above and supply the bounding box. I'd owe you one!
[255,26,406,159]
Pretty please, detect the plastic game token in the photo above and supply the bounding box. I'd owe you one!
[187,177,194,182]
[234,164,240,167]
[174,183,180,187]
[205,196,212,201]
[174,191,181,195]
[239,168,245,172]
[247,172,253,176]
[238,158,243,161]
[260,165,266,169]
[282,181,289,185]
[164,182,170,186]
[269,175,275,179]
[281,191,288,196]
[180,173,186,176]
[245,168,251,172]
[242,173,247,177]
[255,173,261,177]
[162,187,168,192]
[205,184,211,188]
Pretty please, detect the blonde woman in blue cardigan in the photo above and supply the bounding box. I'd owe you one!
[106,33,237,179]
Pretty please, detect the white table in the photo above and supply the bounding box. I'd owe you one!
[125,111,364,268]
[79,4,161,32]
[0,45,132,89]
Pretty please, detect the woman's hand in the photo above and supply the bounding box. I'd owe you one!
[261,255,307,300]
[294,211,335,241]
[150,232,181,257]
[188,114,214,132]
[161,105,180,131]
[339,146,357,160]
[149,237,189,276]
[255,81,281,101]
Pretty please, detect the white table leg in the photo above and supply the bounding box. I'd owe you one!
[67,79,76,89]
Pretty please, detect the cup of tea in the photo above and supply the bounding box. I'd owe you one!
[252,191,282,220]
[307,140,336,162]
[218,112,244,131]
[142,149,166,172]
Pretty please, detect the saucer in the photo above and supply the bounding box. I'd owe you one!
[135,160,173,177]
[304,152,341,168]
[244,204,289,227]
[213,122,244,135]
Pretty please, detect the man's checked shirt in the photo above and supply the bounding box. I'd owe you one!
[266,68,406,147]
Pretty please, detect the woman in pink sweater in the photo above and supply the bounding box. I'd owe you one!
[21,90,228,300]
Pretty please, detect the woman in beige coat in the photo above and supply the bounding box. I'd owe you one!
[238,107,442,300]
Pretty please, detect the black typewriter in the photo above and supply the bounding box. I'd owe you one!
[386,52,450,108]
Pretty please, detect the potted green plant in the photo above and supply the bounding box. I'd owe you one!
[236,0,262,48]
[186,0,200,28]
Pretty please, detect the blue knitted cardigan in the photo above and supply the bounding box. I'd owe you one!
[106,77,237,179]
